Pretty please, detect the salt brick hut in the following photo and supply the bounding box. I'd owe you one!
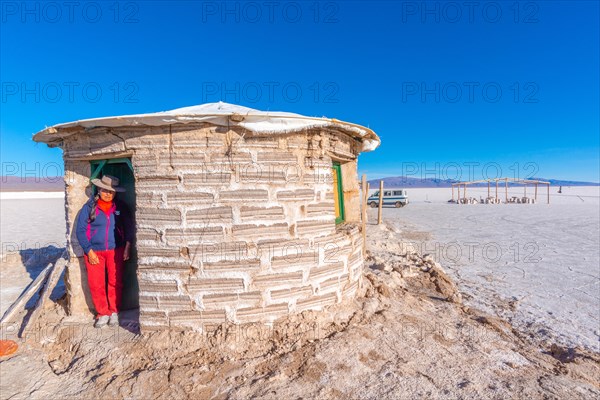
[32,102,380,332]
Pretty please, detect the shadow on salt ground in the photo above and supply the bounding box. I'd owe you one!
[17,246,67,309]
[19,245,65,279]
[118,308,141,335]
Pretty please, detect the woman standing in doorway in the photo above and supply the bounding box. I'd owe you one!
[76,175,134,328]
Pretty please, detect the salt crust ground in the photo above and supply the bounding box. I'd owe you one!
[376,186,600,352]
[1,222,599,399]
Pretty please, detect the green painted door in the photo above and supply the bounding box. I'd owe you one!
[332,162,345,224]
[90,158,139,310]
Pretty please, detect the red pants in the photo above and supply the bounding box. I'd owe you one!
[84,247,125,318]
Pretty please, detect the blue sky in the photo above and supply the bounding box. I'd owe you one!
[1,0,599,182]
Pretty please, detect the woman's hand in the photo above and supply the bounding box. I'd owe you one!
[87,249,100,265]
[124,242,131,261]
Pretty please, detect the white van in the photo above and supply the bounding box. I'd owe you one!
[367,189,409,208]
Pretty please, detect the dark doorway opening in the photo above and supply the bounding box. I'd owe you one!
[90,158,139,311]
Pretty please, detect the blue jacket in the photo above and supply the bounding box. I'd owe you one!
[76,198,134,254]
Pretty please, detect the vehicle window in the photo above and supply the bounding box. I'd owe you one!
[384,191,392,196]
[393,191,402,196]
[372,191,379,197]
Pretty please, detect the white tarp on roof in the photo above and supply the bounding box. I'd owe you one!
[32,101,380,152]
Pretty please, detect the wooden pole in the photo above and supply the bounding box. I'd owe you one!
[505,178,508,203]
[464,184,467,201]
[377,181,384,224]
[487,181,490,198]
[0,263,53,325]
[21,256,68,338]
[547,183,550,204]
[535,183,538,200]
[524,184,527,198]
[495,180,498,201]
[457,185,460,203]
[361,175,368,257]
[452,185,454,202]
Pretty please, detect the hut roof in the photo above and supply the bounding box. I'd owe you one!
[32,102,380,152]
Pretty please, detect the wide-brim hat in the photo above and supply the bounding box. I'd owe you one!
[92,175,126,192]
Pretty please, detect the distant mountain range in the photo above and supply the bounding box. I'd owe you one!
[367,176,600,188]
[1,175,598,192]
[1,176,64,192]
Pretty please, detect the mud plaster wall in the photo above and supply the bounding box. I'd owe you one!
[60,123,365,331]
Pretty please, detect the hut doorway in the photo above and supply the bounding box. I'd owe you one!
[332,161,345,224]
[89,158,139,311]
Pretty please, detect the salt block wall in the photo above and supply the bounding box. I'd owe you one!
[63,158,96,314]
[61,124,365,330]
